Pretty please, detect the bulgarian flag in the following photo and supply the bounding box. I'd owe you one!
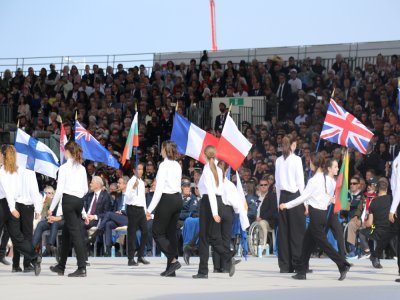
[121,112,139,166]
[334,150,350,213]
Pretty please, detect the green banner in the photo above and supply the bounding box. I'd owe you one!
[229,98,244,106]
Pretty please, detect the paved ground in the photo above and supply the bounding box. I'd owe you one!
[0,256,399,299]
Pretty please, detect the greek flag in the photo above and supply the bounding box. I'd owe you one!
[14,129,60,179]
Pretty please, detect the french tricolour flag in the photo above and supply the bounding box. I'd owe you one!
[171,113,219,164]
[217,114,252,170]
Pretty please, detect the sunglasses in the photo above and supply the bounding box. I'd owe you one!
[350,182,359,185]
[259,184,268,187]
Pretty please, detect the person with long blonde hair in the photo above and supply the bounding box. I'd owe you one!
[0,145,41,275]
[48,141,88,277]
[192,146,236,279]
[146,141,182,277]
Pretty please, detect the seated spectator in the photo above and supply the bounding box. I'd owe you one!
[89,176,129,256]
[32,200,64,260]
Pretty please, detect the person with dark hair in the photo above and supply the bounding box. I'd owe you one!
[275,134,305,273]
[0,145,41,276]
[48,141,88,277]
[324,158,346,258]
[192,146,236,279]
[126,163,150,266]
[280,153,351,281]
[146,141,182,277]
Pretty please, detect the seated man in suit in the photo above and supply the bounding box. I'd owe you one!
[89,176,129,256]
[32,201,64,261]
[84,176,112,235]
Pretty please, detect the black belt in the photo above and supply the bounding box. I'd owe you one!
[281,190,298,195]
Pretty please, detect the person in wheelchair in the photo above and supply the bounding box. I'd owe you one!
[251,175,278,253]
[361,178,396,269]
[180,177,200,264]
[345,175,367,258]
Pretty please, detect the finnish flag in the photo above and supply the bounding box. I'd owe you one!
[14,129,60,179]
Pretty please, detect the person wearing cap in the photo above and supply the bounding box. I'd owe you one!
[180,177,200,265]
[288,68,302,94]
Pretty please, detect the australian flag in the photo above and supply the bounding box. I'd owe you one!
[74,120,120,169]
[320,99,374,154]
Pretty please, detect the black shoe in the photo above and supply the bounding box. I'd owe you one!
[0,257,10,265]
[292,273,307,280]
[234,259,241,265]
[229,257,236,277]
[33,256,41,276]
[24,265,35,273]
[213,269,223,273]
[306,269,313,274]
[88,230,102,244]
[50,265,65,276]
[128,259,138,266]
[183,247,191,265]
[164,261,181,277]
[85,261,91,267]
[192,273,208,279]
[68,268,87,277]
[138,257,150,265]
[370,256,383,269]
[338,265,350,281]
[12,266,22,273]
[395,278,400,283]
[160,270,176,277]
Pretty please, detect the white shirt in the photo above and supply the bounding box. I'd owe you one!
[125,176,146,209]
[0,166,20,212]
[275,153,305,205]
[198,163,224,216]
[17,169,43,214]
[50,158,88,212]
[286,172,332,210]
[390,153,400,213]
[147,159,182,213]
[288,78,302,93]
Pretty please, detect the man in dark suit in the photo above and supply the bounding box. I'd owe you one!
[214,102,228,132]
[89,177,129,256]
[274,73,292,120]
[388,134,399,161]
[249,81,264,97]
[84,176,112,230]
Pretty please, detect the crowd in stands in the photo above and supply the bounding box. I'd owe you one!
[0,51,400,258]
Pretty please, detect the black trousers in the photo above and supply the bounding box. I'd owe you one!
[152,193,182,262]
[297,206,347,275]
[13,203,34,268]
[212,203,234,271]
[198,195,234,275]
[278,190,305,272]
[58,194,86,270]
[0,199,36,262]
[0,227,9,258]
[372,205,400,270]
[127,205,148,259]
[326,205,346,258]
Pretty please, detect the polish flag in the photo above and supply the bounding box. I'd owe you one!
[60,123,68,164]
[171,113,219,164]
[217,114,252,170]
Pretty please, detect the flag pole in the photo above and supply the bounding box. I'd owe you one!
[315,88,336,155]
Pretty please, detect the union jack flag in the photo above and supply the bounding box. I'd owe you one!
[75,121,96,143]
[320,99,374,154]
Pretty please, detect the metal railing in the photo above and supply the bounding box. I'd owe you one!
[1,40,399,77]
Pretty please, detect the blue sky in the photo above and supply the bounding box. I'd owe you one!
[0,0,398,59]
